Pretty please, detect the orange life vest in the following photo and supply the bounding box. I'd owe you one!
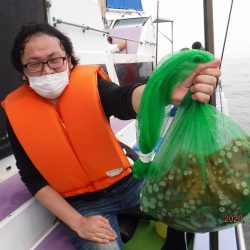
[2,65,131,197]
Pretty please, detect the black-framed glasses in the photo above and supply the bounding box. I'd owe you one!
[23,56,67,73]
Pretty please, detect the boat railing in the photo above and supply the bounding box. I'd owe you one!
[53,18,155,47]
[106,34,153,45]
[53,18,109,35]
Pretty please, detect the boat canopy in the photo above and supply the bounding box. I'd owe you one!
[107,0,143,11]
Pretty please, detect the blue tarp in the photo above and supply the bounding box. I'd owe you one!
[107,0,143,11]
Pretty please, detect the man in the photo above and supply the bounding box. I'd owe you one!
[107,36,126,53]
[192,41,205,50]
[2,23,220,250]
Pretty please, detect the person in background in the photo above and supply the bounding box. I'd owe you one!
[2,23,221,250]
[192,41,205,50]
[180,47,190,51]
[107,36,126,53]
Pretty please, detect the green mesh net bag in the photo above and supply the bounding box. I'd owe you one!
[133,49,250,232]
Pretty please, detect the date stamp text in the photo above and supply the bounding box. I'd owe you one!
[224,215,243,223]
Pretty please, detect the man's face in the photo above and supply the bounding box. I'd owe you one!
[21,34,73,79]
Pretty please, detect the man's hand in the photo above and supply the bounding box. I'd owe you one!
[75,215,117,243]
[172,59,221,105]
[35,186,117,244]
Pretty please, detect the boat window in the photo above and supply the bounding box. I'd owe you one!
[113,17,149,28]
[114,62,153,85]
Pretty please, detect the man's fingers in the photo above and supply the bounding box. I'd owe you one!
[99,216,109,224]
[99,221,115,234]
[89,228,117,243]
[190,83,214,96]
[86,226,117,243]
[99,225,116,236]
[90,235,112,243]
[182,59,221,89]
[192,92,211,103]
[195,59,221,75]
[198,68,221,80]
[192,75,218,87]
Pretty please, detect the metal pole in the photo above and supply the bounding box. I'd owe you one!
[203,0,216,107]
[155,0,159,66]
[53,18,109,35]
[209,231,219,250]
[235,224,246,250]
[171,21,174,54]
[204,0,218,246]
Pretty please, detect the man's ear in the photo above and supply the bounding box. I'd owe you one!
[68,57,73,70]
[21,74,28,81]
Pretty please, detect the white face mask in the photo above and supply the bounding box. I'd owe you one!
[26,69,69,99]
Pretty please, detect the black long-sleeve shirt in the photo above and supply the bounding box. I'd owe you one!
[6,78,143,195]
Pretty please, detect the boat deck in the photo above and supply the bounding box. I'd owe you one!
[0,172,31,221]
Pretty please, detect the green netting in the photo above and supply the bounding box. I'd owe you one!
[133,49,250,232]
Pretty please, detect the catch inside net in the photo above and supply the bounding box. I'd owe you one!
[133,49,250,232]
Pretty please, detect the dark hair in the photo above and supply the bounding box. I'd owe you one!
[180,47,189,51]
[11,23,79,73]
[192,41,204,50]
[107,36,113,44]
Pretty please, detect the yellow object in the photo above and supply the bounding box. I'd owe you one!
[155,221,167,239]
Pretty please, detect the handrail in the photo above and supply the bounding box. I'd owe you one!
[52,18,155,46]
[235,224,246,250]
[53,18,109,35]
[107,34,143,45]
[108,35,151,45]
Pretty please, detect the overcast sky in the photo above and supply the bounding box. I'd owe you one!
[141,0,250,60]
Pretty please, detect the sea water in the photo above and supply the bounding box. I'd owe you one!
[220,57,250,134]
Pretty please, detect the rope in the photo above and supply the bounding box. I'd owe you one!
[217,0,234,113]
[219,0,234,70]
